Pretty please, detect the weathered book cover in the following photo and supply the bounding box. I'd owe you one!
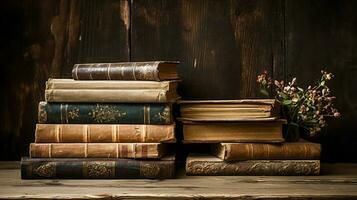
[21,155,175,179]
[38,102,172,124]
[46,79,178,90]
[72,61,179,81]
[212,142,321,161]
[30,143,166,159]
[178,99,280,121]
[35,124,176,143]
[182,120,285,143]
[44,89,179,103]
[186,155,320,176]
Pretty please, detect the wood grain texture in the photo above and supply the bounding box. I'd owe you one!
[1,162,357,199]
[131,0,284,99]
[285,0,357,162]
[0,0,130,160]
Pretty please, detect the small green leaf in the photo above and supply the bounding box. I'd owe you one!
[320,81,325,86]
[282,100,292,105]
[297,87,304,92]
[260,89,269,97]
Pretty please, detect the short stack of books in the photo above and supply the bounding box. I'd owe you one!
[179,99,321,176]
[21,61,180,179]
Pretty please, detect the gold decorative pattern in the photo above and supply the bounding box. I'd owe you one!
[87,162,115,178]
[88,105,127,123]
[155,106,171,123]
[140,163,160,177]
[67,107,80,120]
[34,163,55,177]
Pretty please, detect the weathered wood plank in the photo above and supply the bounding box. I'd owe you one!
[0,0,130,160]
[1,163,357,199]
[131,0,284,99]
[285,0,357,162]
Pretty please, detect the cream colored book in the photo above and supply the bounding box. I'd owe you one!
[178,99,279,121]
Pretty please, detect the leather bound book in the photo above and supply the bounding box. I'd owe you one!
[178,99,279,121]
[183,120,285,143]
[46,79,178,90]
[186,154,320,176]
[38,102,173,124]
[29,143,166,159]
[21,155,175,179]
[212,142,321,161]
[44,89,179,103]
[72,61,179,81]
[35,124,175,143]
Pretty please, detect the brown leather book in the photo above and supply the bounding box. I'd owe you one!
[186,154,320,176]
[183,120,285,143]
[178,99,279,121]
[30,143,165,159]
[212,142,321,161]
[35,124,176,143]
[72,61,179,81]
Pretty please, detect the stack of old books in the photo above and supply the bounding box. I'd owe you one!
[21,61,180,179]
[179,99,321,176]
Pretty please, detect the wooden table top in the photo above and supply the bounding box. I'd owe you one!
[0,162,357,199]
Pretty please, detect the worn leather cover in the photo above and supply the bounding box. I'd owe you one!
[72,61,179,81]
[35,124,175,143]
[212,142,321,161]
[21,155,175,179]
[38,102,172,124]
[186,154,320,176]
[30,143,165,159]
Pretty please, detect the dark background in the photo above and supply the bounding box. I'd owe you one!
[1,0,357,162]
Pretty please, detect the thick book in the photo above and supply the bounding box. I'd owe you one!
[38,102,173,124]
[212,142,321,161]
[35,124,175,143]
[182,120,285,143]
[186,155,320,176]
[72,61,179,81]
[46,79,178,90]
[21,155,175,179]
[29,143,166,159]
[178,99,279,121]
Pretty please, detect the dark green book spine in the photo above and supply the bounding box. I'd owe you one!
[21,157,175,179]
[38,102,172,124]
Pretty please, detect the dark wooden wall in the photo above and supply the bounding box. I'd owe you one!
[1,0,357,162]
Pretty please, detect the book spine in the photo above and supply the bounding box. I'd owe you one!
[35,124,175,143]
[44,89,171,103]
[72,62,160,81]
[38,102,172,124]
[215,143,321,161]
[30,143,163,159]
[21,158,175,179]
[186,160,320,176]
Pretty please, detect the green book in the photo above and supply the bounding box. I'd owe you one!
[38,102,172,124]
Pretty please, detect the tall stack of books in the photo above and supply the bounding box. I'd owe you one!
[21,61,180,179]
[179,99,321,176]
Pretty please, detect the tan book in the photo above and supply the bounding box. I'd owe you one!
[178,99,279,121]
[30,143,165,159]
[45,89,179,103]
[46,79,178,90]
[35,124,176,143]
[212,142,321,161]
[183,120,285,143]
[186,154,320,176]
